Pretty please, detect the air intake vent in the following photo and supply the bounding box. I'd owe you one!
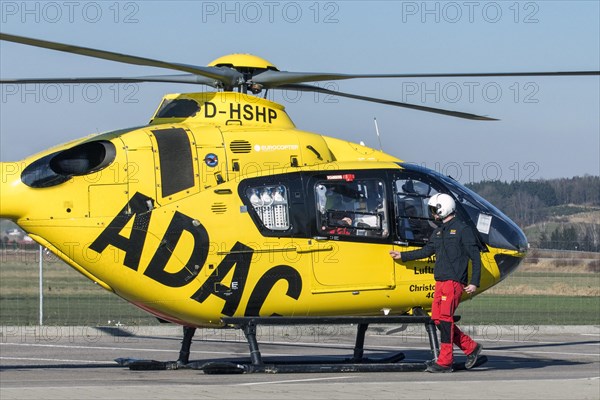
[230,140,252,153]
[211,203,227,214]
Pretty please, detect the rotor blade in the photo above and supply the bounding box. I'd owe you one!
[278,83,498,121]
[0,32,242,87]
[0,74,218,86]
[254,69,600,87]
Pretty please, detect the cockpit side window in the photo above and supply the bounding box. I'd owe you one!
[154,99,200,118]
[394,176,440,243]
[315,179,389,238]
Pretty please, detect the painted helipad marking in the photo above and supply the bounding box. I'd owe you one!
[0,356,109,364]
[232,376,357,386]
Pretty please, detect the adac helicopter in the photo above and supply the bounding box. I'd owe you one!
[1,33,598,373]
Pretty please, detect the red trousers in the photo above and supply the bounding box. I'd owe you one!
[431,280,478,367]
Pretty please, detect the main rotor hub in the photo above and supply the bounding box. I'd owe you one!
[208,54,279,93]
[208,54,278,71]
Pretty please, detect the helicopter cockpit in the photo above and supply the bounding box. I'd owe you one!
[395,163,529,255]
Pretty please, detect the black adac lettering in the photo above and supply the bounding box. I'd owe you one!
[268,109,277,123]
[143,211,210,287]
[245,265,302,317]
[89,192,152,271]
[190,241,252,316]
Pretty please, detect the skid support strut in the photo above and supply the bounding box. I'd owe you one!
[413,307,440,360]
[351,323,369,362]
[242,321,263,366]
[177,326,197,365]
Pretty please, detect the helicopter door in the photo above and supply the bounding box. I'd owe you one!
[148,127,200,205]
[392,173,442,297]
[394,175,440,245]
[307,174,395,293]
[117,129,159,207]
[87,136,130,218]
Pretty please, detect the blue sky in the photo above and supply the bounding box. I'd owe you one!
[1,0,598,182]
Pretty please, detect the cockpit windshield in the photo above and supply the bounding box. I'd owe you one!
[398,163,528,252]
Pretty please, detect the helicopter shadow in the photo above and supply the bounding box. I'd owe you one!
[0,363,117,371]
[491,339,599,352]
[181,344,591,373]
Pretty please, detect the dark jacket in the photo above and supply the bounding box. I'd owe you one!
[400,216,482,286]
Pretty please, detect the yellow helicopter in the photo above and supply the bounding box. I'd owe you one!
[1,33,597,373]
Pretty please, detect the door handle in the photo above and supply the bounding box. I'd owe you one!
[295,243,334,253]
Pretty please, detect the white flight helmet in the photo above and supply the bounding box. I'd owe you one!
[427,193,456,219]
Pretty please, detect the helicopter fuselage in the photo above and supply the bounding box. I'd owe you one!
[0,92,527,327]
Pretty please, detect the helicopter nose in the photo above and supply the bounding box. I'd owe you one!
[479,210,529,280]
[0,162,29,220]
[495,251,527,279]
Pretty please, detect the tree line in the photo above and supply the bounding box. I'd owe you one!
[538,225,600,252]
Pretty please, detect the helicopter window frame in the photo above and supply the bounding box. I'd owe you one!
[396,163,520,252]
[427,168,526,252]
[393,173,443,245]
[21,140,117,188]
[314,177,389,240]
[154,98,200,119]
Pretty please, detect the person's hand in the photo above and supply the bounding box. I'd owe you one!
[389,250,401,260]
[464,284,477,294]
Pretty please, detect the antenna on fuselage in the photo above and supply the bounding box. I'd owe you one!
[373,117,383,151]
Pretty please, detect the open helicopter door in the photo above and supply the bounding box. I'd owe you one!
[391,172,442,303]
[307,171,396,294]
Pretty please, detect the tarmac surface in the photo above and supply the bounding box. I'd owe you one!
[0,324,598,400]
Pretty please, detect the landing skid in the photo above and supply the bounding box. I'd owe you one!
[219,315,434,373]
[115,358,425,374]
[116,352,488,374]
[117,310,476,374]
